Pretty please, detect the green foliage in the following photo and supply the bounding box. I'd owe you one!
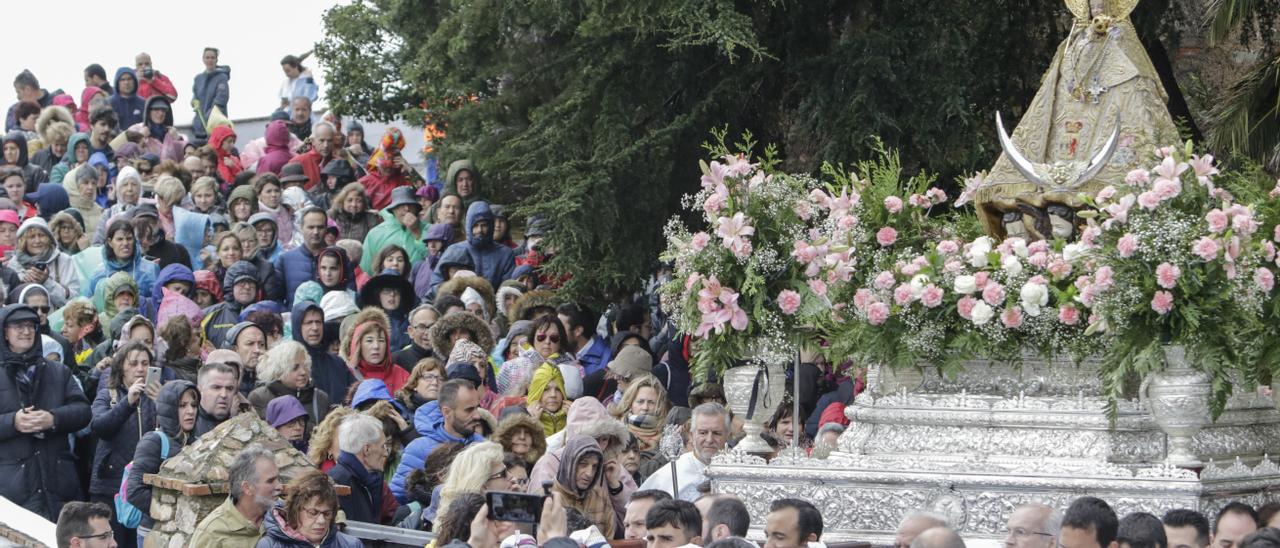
[316,0,1096,307]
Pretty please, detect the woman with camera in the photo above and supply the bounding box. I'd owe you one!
[6,216,79,306]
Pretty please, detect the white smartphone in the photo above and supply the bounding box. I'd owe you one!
[145,366,162,387]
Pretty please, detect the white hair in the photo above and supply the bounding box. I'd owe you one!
[337,414,384,454]
[256,341,311,385]
[692,402,731,431]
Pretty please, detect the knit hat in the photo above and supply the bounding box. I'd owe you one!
[320,291,359,322]
[527,362,565,407]
[448,339,487,366]
[460,287,485,314]
[0,210,19,227]
[15,216,53,241]
[266,395,309,428]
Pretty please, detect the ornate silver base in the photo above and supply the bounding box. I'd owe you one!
[709,359,1280,543]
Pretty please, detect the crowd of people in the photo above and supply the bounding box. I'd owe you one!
[4,49,1275,548]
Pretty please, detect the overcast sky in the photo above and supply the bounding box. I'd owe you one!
[1,0,338,121]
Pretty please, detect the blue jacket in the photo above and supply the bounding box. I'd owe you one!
[291,300,355,401]
[191,66,230,138]
[0,305,92,521]
[429,201,514,296]
[83,240,159,299]
[577,335,612,377]
[172,206,210,264]
[146,263,195,322]
[109,67,146,130]
[88,384,157,496]
[390,401,484,503]
[275,245,318,308]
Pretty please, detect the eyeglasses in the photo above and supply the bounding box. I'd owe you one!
[536,333,560,344]
[507,475,529,487]
[30,306,50,314]
[421,374,443,383]
[1006,528,1053,540]
[76,530,114,541]
[411,323,434,331]
[302,507,334,520]
[7,322,36,332]
[488,470,507,482]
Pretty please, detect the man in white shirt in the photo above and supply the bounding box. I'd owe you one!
[639,402,729,501]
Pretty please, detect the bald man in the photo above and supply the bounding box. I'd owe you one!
[912,527,967,548]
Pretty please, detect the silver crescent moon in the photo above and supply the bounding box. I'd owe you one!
[996,112,1044,188]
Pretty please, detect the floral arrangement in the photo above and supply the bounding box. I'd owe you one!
[664,130,1280,415]
[1081,143,1275,414]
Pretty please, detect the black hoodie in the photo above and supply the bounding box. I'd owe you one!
[126,379,198,529]
[2,131,49,191]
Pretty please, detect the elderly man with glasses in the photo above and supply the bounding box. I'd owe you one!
[1006,503,1064,548]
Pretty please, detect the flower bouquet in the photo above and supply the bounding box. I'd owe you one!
[1083,143,1271,416]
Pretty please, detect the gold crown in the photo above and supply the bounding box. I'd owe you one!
[1064,0,1139,20]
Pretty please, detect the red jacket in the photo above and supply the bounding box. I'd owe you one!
[209,126,242,188]
[288,149,331,191]
[358,168,410,211]
[138,73,178,101]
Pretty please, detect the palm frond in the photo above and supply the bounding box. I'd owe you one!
[1206,52,1280,166]
[1203,0,1266,46]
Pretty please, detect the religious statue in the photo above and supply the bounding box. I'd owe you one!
[973,0,1180,240]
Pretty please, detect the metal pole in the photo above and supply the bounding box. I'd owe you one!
[793,343,801,451]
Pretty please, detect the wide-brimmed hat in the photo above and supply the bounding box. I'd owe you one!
[279,163,309,184]
[385,186,420,213]
[357,269,416,316]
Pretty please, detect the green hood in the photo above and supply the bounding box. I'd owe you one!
[94,271,138,325]
[444,159,479,196]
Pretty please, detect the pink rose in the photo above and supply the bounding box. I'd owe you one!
[1192,237,1219,261]
[1047,259,1072,280]
[866,302,890,325]
[1206,210,1228,233]
[1155,262,1181,289]
[957,296,977,319]
[1151,290,1174,315]
[1137,191,1161,210]
[1256,268,1276,293]
[894,284,915,306]
[853,288,873,311]
[778,289,802,315]
[884,196,904,213]
[982,282,1005,306]
[808,278,828,297]
[876,226,898,247]
[1058,306,1080,325]
[1001,306,1024,328]
[874,271,896,290]
[920,285,944,308]
[1117,234,1138,258]
[690,232,710,251]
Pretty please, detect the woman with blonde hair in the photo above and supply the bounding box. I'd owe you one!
[396,357,446,414]
[248,340,331,424]
[436,441,514,522]
[328,183,382,243]
[608,373,669,452]
[310,406,357,472]
[189,176,223,215]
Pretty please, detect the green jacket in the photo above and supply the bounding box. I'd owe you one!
[359,208,428,274]
[189,496,265,548]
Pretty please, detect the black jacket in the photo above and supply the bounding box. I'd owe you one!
[0,305,92,520]
[127,380,198,528]
[327,454,382,524]
[292,300,356,400]
[392,343,431,373]
[89,383,157,496]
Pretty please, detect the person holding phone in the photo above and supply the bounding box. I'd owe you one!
[8,216,79,307]
[88,340,161,546]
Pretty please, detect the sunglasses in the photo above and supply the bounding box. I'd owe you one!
[536,333,560,344]
[30,306,50,314]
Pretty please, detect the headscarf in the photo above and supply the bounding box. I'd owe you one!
[553,435,613,538]
[366,127,405,174]
[528,362,567,436]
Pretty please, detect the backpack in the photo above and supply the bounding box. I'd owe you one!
[115,430,171,529]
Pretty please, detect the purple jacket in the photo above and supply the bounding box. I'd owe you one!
[256,120,294,176]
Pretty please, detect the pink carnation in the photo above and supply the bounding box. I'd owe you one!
[1094,266,1115,290]
[876,226,898,247]
[1125,169,1150,185]
[1265,241,1277,262]
[838,215,857,230]
[778,290,802,315]
[853,288,873,311]
[1001,306,1024,328]
[944,260,964,273]
[927,188,947,204]
[690,232,710,251]
[1232,213,1259,236]
[1137,191,1161,210]
[1192,237,1220,261]
[957,296,977,319]
[900,263,922,276]
[936,240,960,255]
[884,196,904,213]
[1028,252,1050,268]
[908,194,930,208]
[808,278,828,297]
[894,284,915,306]
[1096,186,1117,202]
[1206,210,1228,233]
[1058,306,1080,325]
[1047,259,1072,280]
[974,271,990,290]
[1117,234,1138,258]
[793,200,813,221]
[1155,262,1181,289]
[874,271,896,290]
[1151,290,1174,315]
[866,302,890,325]
[1153,179,1180,200]
[1274,224,1280,242]
[982,282,1005,306]
[920,285,944,308]
[1256,268,1276,293]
